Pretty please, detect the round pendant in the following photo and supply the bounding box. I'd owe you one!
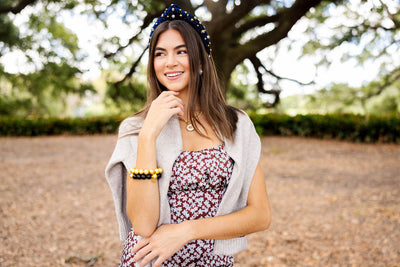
[186,124,194,131]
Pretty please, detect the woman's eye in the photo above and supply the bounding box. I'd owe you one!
[155,52,165,57]
[178,50,187,55]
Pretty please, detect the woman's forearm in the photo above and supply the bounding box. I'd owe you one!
[183,203,271,242]
[126,132,160,237]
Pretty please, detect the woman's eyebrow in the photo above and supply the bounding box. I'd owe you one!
[155,44,186,51]
[174,44,186,50]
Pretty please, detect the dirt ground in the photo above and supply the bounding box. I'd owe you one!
[0,135,399,267]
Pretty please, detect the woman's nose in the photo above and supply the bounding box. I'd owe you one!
[166,54,177,68]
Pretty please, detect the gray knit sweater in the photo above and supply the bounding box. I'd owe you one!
[105,110,261,256]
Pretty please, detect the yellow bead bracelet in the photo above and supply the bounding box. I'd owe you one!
[129,167,163,182]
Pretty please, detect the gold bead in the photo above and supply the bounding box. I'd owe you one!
[152,174,157,179]
[139,169,143,174]
[144,169,149,175]
[150,169,154,175]
[134,168,139,174]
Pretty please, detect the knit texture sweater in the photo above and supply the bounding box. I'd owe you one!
[105,110,261,256]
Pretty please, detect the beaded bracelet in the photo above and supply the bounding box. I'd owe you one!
[129,167,163,183]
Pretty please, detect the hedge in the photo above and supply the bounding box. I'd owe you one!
[248,113,400,143]
[1,113,399,143]
[0,116,122,136]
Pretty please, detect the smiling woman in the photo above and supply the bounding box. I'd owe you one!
[153,30,191,100]
[105,4,271,267]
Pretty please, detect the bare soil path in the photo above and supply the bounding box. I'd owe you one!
[0,135,399,266]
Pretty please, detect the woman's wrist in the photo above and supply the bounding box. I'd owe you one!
[138,126,158,142]
[180,220,198,242]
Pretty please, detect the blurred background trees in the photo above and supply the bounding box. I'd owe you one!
[0,0,399,118]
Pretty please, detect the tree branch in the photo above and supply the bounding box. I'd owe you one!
[262,65,314,86]
[249,55,281,108]
[204,0,228,17]
[105,1,197,59]
[379,0,400,28]
[228,0,323,67]
[232,13,281,39]
[104,6,163,59]
[0,0,38,14]
[209,0,264,35]
[113,47,148,99]
[362,68,400,101]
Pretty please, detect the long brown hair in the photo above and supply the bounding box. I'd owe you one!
[138,20,238,141]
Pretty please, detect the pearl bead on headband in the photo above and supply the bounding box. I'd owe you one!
[149,4,212,55]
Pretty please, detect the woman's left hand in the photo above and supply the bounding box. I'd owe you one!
[131,223,191,267]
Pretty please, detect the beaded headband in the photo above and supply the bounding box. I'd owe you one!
[149,4,212,55]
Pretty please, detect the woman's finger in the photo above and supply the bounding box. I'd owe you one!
[163,95,184,107]
[131,238,149,254]
[158,90,179,100]
[152,254,168,267]
[132,244,152,263]
[137,250,159,267]
[166,99,184,111]
[170,107,184,117]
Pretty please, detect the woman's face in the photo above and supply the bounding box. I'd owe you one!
[153,29,190,95]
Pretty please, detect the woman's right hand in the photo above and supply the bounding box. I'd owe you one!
[140,91,184,139]
[127,91,184,237]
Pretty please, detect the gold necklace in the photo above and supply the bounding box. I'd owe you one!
[180,112,202,132]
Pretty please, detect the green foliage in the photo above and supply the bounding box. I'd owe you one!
[0,61,95,117]
[282,70,400,115]
[2,113,398,144]
[0,94,32,116]
[104,75,147,115]
[0,116,122,136]
[1,0,399,118]
[28,12,80,55]
[302,1,399,78]
[248,112,400,143]
[0,14,23,51]
[227,63,264,112]
[0,0,90,117]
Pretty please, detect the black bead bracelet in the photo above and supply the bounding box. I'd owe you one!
[129,168,163,182]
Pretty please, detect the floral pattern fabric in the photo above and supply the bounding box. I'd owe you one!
[120,144,234,267]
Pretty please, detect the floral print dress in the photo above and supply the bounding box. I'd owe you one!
[120,144,234,267]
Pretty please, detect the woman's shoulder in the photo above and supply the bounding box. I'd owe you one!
[231,107,253,126]
[118,114,144,138]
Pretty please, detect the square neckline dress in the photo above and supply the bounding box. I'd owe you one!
[120,144,235,266]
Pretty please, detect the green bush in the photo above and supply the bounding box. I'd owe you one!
[0,117,122,136]
[248,113,400,143]
[1,114,399,143]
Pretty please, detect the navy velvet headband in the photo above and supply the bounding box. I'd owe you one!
[149,4,212,55]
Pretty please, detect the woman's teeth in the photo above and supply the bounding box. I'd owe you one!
[166,72,183,77]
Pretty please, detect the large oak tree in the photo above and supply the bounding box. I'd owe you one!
[1,0,398,115]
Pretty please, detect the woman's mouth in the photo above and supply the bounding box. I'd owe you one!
[165,72,184,79]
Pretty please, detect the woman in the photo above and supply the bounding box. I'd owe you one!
[105,4,271,267]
